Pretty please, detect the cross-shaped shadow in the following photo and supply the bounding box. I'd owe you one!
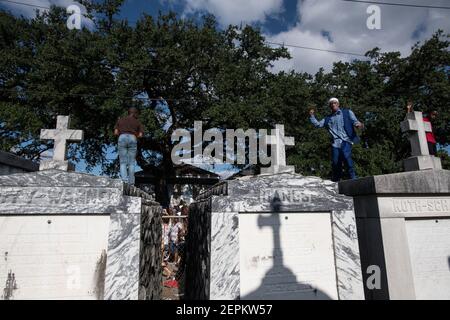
[241,196,332,300]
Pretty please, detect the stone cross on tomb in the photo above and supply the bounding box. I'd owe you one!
[39,115,84,171]
[401,111,442,171]
[261,124,295,174]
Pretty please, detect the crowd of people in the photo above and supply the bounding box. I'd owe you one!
[161,202,189,293]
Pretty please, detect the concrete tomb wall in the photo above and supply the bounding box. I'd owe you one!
[185,173,364,300]
[406,219,450,299]
[0,170,162,300]
[239,212,339,300]
[339,170,450,300]
[0,215,110,299]
[0,151,38,176]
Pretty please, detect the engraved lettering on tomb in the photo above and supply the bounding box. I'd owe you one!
[392,199,450,214]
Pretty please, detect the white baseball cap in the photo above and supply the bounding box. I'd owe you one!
[329,97,339,104]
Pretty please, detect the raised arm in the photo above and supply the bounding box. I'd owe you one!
[406,101,414,114]
[309,109,325,128]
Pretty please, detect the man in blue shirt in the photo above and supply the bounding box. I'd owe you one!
[309,98,363,182]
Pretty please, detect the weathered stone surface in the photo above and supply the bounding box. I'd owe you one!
[338,169,450,300]
[404,155,442,171]
[0,151,39,174]
[0,169,162,300]
[185,173,364,300]
[138,204,162,300]
[400,111,442,171]
[104,197,142,300]
[211,173,353,212]
[184,197,212,300]
[0,169,123,188]
[39,115,83,171]
[401,111,433,157]
[39,160,75,171]
[339,170,450,196]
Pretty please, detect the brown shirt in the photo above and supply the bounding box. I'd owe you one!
[115,115,145,136]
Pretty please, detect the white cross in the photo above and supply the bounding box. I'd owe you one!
[40,115,83,161]
[261,124,295,174]
[401,111,432,157]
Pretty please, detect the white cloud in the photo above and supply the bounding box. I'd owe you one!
[1,0,94,29]
[268,28,345,74]
[267,0,450,74]
[1,0,73,17]
[182,0,284,26]
[5,0,449,74]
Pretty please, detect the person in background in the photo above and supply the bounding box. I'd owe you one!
[406,101,439,155]
[169,218,183,263]
[114,107,145,185]
[174,219,187,282]
[181,205,189,217]
[175,227,185,265]
[162,220,170,261]
[309,98,364,182]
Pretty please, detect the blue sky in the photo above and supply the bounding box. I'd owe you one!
[1,0,449,175]
[2,0,449,74]
[113,0,300,34]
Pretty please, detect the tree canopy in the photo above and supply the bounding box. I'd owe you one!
[1,1,449,202]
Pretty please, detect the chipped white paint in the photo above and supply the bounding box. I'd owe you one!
[0,215,109,300]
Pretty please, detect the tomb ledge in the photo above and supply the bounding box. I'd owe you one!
[339,169,450,196]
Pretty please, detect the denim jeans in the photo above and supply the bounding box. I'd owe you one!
[118,134,137,185]
[331,141,357,182]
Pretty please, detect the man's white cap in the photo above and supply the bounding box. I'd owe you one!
[329,97,339,104]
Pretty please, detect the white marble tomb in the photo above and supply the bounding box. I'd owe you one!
[0,116,162,300]
[339,170,450,300]
[339,113,450,300]
[185,172,365,300]
[0,170,160,300]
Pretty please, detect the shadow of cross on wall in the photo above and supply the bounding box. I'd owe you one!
[241,196,332,300]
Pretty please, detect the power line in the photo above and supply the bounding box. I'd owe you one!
[0,87,192,103]
[5,0,445,61]
[3,0,450,11]
[0,0,50,10]
[3,0,450,12]
[0,0,406,58]
[266,41,368,57]
[340,0,450,10]
[0,0,373,58]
